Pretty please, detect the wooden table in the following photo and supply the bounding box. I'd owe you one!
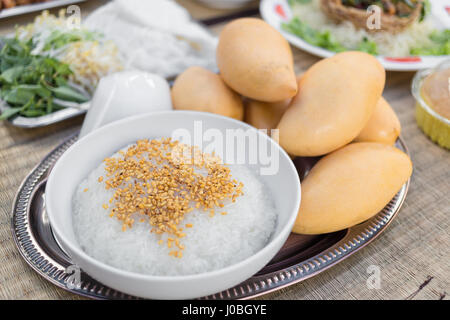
[0,0,448,300]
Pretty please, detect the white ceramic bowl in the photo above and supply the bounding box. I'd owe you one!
[46,111,301,299]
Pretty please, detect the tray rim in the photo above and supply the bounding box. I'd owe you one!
[10,134,410,300]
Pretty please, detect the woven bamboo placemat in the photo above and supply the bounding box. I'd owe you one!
[0,0,448,300]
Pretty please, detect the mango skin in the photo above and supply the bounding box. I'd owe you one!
[355,97,401,145]
[293,142,412,235]
[171,66,244,120]
[216,18,298,102]
[278,51,386,156]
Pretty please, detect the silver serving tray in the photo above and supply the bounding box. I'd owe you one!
[11,134,410,299]
[0,0,86,19]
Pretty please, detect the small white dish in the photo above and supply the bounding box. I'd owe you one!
[260,0,450,71]
[46,111,301,299]
[79,71,172,138]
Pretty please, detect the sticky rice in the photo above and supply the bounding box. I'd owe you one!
[72,141,277,276]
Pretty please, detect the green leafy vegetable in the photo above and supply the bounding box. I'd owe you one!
[288,0,312,5]
[358,37,378,55]
[282,18,347,53]
[0,37,89,120]
[50,85,90,103]
[0,106,21,120]
[282,18,380,53]
[419,0,431,22]
[411,29,450,55]
[0,66,24,83]
[38,28,101,53]
[3,87,35,105]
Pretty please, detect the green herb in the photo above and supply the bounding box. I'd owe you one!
[0,37,89,120]
[410,29,450,55]
[288,0,312,5]
[39,28,101,53]
[358,37,378,55]
[282,18,380,54]
[282,18,347,53]
[50,85,89,103]
[419,0,430,22]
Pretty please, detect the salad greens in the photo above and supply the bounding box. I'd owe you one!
[357,37,379,55]
[0,37,89,120]
[31,28,101,55]
[281,17,378,54]
[411,30,450,55]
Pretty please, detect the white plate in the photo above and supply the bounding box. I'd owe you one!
[260,0,450,71]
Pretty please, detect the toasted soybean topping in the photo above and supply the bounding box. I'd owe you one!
[98,138,244,257]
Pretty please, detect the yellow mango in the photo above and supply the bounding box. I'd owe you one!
[244,98,291,131]
[355,97,401,145]
[293,142,412,234]
[278,51,386,156]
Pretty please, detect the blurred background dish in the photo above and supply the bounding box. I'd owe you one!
[0,0,86,19]
[412,58,450,149]
[196,0,258,9]
[85,0,217,79]
[0,9,122,126]
[261,0,450,71]
[0,0,218,127]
